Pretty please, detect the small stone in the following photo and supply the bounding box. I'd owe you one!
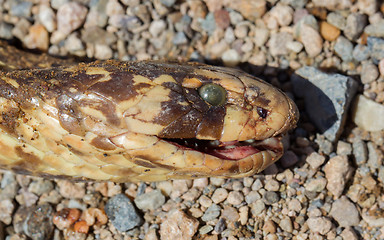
[10,1,32,17]
[269,3,293,26]
[279,217,293,233]
[201,204,221,222]
[361,62,379,84]
[361,207,384,227]
[214,218,226,233]
[222,49,240,67]
[222,206,239,222]
[297,23,323,57]
[268,32,293,56]
[306,217,333,235]
[38,4,56,32]
[379,58,384,76]
[352,44,370,62]
[199,195,213,208]
[352,137,368,165]
[134,190,165,211]
[263,191,280,205]
[365,19,384,38]
[211,188,228,204]
[149,20,167,37]
[367,142,382,171]
[344,13,367,40]
[23,24,49,51]
[227,0,266,22]
[57,2,88,35]
[200,13,216,35]
[264,180,280,192]
[106,0,124,16]
[286,41,303,53]
[340,227,359,240]
[199,225,213,235]
[160,0,176,7]
[57,181,85,199]
[24,204,54,240]
[227,191,244,205]
[320,21,340,41]
[254,27,269,47]
[65,33,85,57]
[336,141,352,156]
[214,9,230,29]
[367,37,384,62]
[305,177,327,192]
[352,94,384,131]
[250,200,266,216]
[0,22,13,40]
[94,44,113,60]
[330,196,360,227]
[173,32,188,45]
[245,191,261,204]
[324,155,354,198]
[280,150,299,168]
[263,219,276,233]
[326,12,346,30]
[239,206,248,225]
[0,199,14,224]
[160,209,199,240]
[104,194,143,231]
[357,0,378,15]
[288,198,302,212]
[334,36,354,62]
[306,152,326,169]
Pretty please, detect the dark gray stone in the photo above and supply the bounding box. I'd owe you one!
[263,191,280,205]
[344,13,367,41]
[105,194,143,231]
[292,67,358,142]
[201,204,221,222]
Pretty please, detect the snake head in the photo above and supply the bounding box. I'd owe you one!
[108,61,299,181]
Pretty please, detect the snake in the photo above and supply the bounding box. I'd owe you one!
[0,41,299,182]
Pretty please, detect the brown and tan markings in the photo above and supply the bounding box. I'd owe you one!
[0,42,299,182]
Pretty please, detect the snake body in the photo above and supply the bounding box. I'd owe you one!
[0,42,298,182]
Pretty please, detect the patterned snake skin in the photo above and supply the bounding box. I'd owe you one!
[0,41,299,182]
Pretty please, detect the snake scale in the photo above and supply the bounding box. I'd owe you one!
[0,41,299,182]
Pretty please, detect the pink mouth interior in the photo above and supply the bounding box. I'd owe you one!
[166,138,281,160]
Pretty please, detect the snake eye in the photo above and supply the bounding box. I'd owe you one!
[257,107,268,118]
[198,83,227,106]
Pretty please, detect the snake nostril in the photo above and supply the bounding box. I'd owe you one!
[256,107,268,119]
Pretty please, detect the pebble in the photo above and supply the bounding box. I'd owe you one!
[334,36,354,62]
[160,209,199,240]
[362,207,384,227]
[365,19,384,38]
[0,199,14,224]
[56,2,88,35]
[288,198,302,212]
[292,67,358,142]
[263,191,280,205]
[324,155,354,198]
[352,94,384,131]
[361,62,379,84]
[326,12,346,30]
[214,218,226,233]
[264,179,280,192]
[367,37,384,62]
[340,227,359,240]
[57,181,85,199]
[201,204,221,222]
[214,9,230,29]
[38,4,56,33]
[227,191,244,205]
[173,31,188,45]
[251,200,266,216]
[24,204,54,240]
[320,21,340,41]
[336,141,352,156]
[297,23,323,57]
[269,3,293,26]
[344,13,367,40]
[367,142,382,171]
[104,194,143,231]
[306,217,333,235]
[23,24,49,51]
[10,1,32,17]
[149,20,167,37]
[245,190,261,204]
[211,188,228,204]
[305,177,327,192]
[286,40,303,53]
[330,196,360,227]
[134,190,165,211]
[306,152,326,169]
[227,0,266,22]
[222,49,241,67]
[358,0,379,15]
[239,206,248,225]
[352,44,370,61]
[280,150,299,168]
[279,217,293,233]
[263,219,277,233]
[0,22,13,40]
[199,225,213,234]
[379,58,384,76]
[268,32,293,56]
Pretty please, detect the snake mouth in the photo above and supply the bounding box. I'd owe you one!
[166,137,283,161]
